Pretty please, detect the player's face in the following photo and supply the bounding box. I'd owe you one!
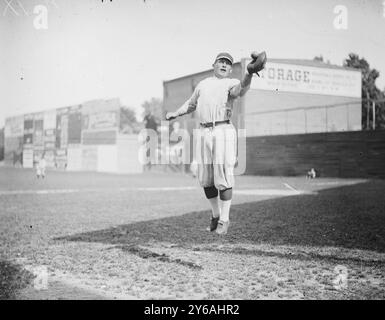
[213,58,232,78]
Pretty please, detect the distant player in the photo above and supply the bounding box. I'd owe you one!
[166,51,266,234]
[143,110,160,171]
[36,154,47,179]
[307,168,317,179]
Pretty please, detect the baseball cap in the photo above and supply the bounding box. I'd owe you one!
[214,52,234,65]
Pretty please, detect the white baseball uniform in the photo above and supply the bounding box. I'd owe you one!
[36,158,46,177]
[174,76,249,190]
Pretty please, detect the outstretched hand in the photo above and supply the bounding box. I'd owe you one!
[165,112,177,121]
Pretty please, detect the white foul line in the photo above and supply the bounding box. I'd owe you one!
[283,183,298,192]
[0,186,197,196]
[235,189,315,196]
[0,187,316,196]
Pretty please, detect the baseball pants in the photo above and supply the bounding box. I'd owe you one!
[195,123,237,190]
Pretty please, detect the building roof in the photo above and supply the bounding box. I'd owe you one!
[4,98,121,122]
[266,58,357,71]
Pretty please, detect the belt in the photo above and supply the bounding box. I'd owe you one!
[200,120,230,128]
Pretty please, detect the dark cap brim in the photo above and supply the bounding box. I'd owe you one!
[215,56,233,65]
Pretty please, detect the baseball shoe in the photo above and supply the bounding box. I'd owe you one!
[206,216,220,232]
[215,220,230,235]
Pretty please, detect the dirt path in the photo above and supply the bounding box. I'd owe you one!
[10,241,385,300]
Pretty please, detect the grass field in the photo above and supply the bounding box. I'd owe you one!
[0,167,384,300]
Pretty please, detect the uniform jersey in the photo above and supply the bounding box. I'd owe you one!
[175,76,244,124]
[174,75,249,190]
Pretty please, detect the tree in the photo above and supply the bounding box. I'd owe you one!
[120,106,142,134]
[141,97,163,121]
[344,53,385,130]
[313,55,331,64]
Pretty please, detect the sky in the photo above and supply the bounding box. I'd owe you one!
[1,0,385,127]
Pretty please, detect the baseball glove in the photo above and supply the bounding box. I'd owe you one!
[247,51,267,76]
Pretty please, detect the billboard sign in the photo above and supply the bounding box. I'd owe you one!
[33,149,44,164]
[44,129,56,150]
[23,133,33,146]
[249,61,361,98]
[55,148,67,169]
[56,108,69,149]
[68,112,82,144]
[23,149,34,168]
[44,110,57,130]
[33,113,44,147]
[4,116,24,138]
[44,150,55,168]
[24,114,34,134]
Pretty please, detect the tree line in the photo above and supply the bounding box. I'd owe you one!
[315,53,385,130]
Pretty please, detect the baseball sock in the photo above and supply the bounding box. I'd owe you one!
[219,188,232,222]
[208,197,220,218]
[204,186,220,218]
[219,199,231,222]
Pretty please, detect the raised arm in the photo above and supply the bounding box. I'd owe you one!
[229,73,253,98]
[166,85,200,120]
[229,51,267,99]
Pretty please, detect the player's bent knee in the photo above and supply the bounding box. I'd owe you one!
[219,188,232,201]
[204,186,218,199]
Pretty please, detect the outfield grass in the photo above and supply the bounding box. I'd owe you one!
[0,167,384,299]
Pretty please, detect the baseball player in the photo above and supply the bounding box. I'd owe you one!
[166,51,266,234]
[36,154,47,179]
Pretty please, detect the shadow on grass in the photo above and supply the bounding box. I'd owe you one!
[0,260,35,300]
[56,180,385,253]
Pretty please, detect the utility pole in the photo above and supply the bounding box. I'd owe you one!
[372,100,376,130]
[365,90,370,130]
